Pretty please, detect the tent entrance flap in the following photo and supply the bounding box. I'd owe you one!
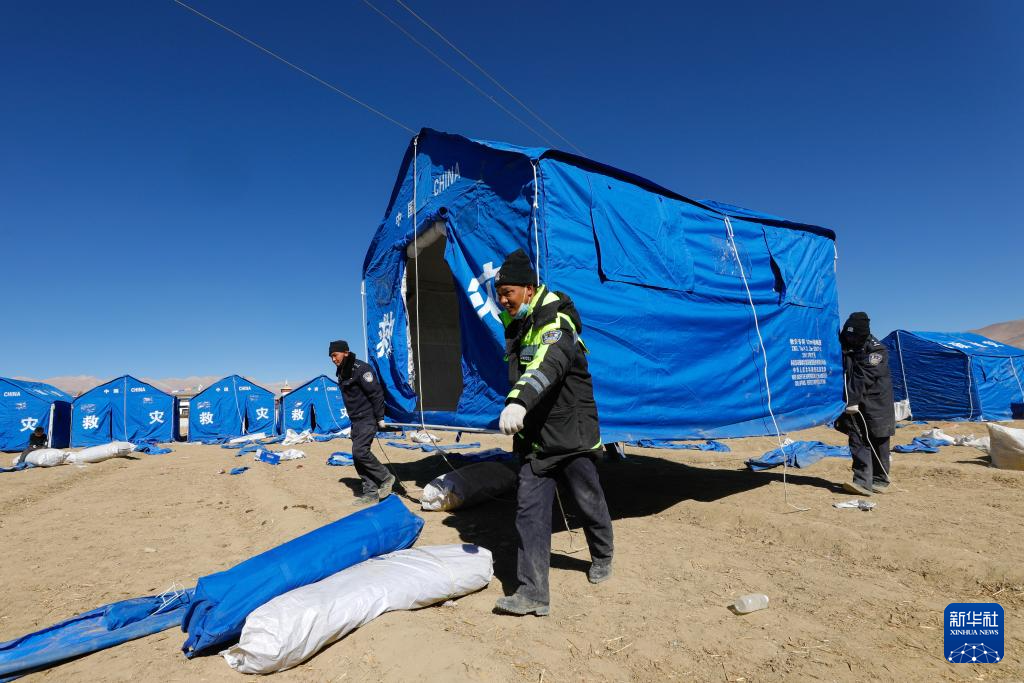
[406,232,463,412]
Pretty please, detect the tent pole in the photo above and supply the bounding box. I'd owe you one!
[360,280,369,361]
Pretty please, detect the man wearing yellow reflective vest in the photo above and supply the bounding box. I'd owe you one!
[492,249,614,617]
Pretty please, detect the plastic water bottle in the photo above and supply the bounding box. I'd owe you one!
[733,594,769,614]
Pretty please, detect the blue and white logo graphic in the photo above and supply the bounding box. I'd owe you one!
[944,603,1003,663]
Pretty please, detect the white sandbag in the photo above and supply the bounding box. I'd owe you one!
[988,423,1024,471]
[409,429,440,444]
[223,544,493,674]
[66,441,135,464]
[228,433,266,444]
[955,434,990,452]
[420,462,517,511]
[277,449,305,461]
[919,428,955,445]
[22,448,70,467]
[894,399,912,422]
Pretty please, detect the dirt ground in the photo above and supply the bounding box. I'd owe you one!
[2,420,1023,682]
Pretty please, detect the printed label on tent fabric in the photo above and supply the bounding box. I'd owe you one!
[789,338,826,387]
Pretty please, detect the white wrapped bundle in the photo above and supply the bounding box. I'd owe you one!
[420,462,516,511]
[66,441,135,464]
[23,449,70,467]
[223,544,493,674]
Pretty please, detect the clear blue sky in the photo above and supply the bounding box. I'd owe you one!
[1,1,1020,382]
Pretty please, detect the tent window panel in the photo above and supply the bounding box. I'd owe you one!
[762,226,834,309]
[406,233,463,412]
[590,177,694,292]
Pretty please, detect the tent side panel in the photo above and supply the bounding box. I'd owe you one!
[972,356,1024,421]
[899,336,972,420]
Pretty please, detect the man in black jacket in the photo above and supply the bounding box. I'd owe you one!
[329,339,395,505]
[835,312,896,496]
[492,249,613,617]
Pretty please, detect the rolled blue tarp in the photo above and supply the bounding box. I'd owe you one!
[0,590,193,682]
[180,495,423,657]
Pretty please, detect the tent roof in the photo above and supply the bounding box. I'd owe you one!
[288,375,337,394]
[75,374,173,400]
[888,330,1024,358]
[0,377,72,402]
[192,375,273,400]
[432,128,835,240]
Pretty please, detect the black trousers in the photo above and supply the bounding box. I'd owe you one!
[350,418,390,493]
[849,425,891,489]
[515,454,613,604]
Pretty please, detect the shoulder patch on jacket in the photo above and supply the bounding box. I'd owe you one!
[867,352,883,366]
[542,330,563,345]
[362,371,374,383]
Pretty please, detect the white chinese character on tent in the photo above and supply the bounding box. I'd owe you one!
[255,407,269,421]
[340,408,348,419]
[291,408,304,422]
[19,417,39,432]
[376,311,396,358]
[82,415,100,430]
[199,412,214,426]
[148,410,164,424]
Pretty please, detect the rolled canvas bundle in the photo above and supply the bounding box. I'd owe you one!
[223,544,493,674]
[181,495,424,657]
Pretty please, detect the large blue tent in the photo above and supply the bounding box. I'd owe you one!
[71,376,179,446]
[278,375,351,435]
[362,129,845,442]
[188,375,276,442]
[0,378,72,452]
[883,330,1024,421]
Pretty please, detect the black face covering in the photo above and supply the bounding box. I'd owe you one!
[338,352,356,381]
[840,312,871,350]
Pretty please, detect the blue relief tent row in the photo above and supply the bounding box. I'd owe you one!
[71,376,179,447]
[277,375,351,436]
[362,128,846,443]
[0,378,72,452]
[883,331,1024,421]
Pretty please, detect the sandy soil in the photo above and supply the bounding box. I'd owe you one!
[2,420,1023,682]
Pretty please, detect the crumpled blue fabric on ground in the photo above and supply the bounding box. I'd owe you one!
[385,441,482,452]
[180,495,423,658]
[746,441,851,471]
[0,462,34,474]
[626,439,731,452]
[893,437,948,453]
[0,589,194,682]
[228,467,248,475]
[326,452,354,466]
[254,451,280,465]
[134,442,172,455]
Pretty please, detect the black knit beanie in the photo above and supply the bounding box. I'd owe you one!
[328,339,349,354]
[494,249,537,287]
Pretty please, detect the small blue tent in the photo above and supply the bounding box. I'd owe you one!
[883,331,1024,421]
[188,375,276,442]
[71,376,179,446]
[0,378,72,451]
[362,129,845,442]
[278,375,351,435]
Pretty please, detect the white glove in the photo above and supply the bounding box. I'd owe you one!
[499,403,527,435]
[845,404,860,414]
[377,419,387,430]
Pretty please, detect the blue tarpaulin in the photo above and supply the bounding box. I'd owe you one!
[277,375,351,436]
[0,378,72,452]
[746,441,851,471]
[626,439,731,452]
[884,330,1024,421]
[326,452,354,466]
[363,129,844,443]
[180,495,423,657]
[386,440,481,452]
[71,376,178,447]
[445,448,517,463]
[188,375,276,442]
[0,590,193,682]
[893,437,949,453]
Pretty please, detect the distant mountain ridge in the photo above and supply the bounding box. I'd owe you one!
[970,319,1024,350]
[11,375,293,397]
